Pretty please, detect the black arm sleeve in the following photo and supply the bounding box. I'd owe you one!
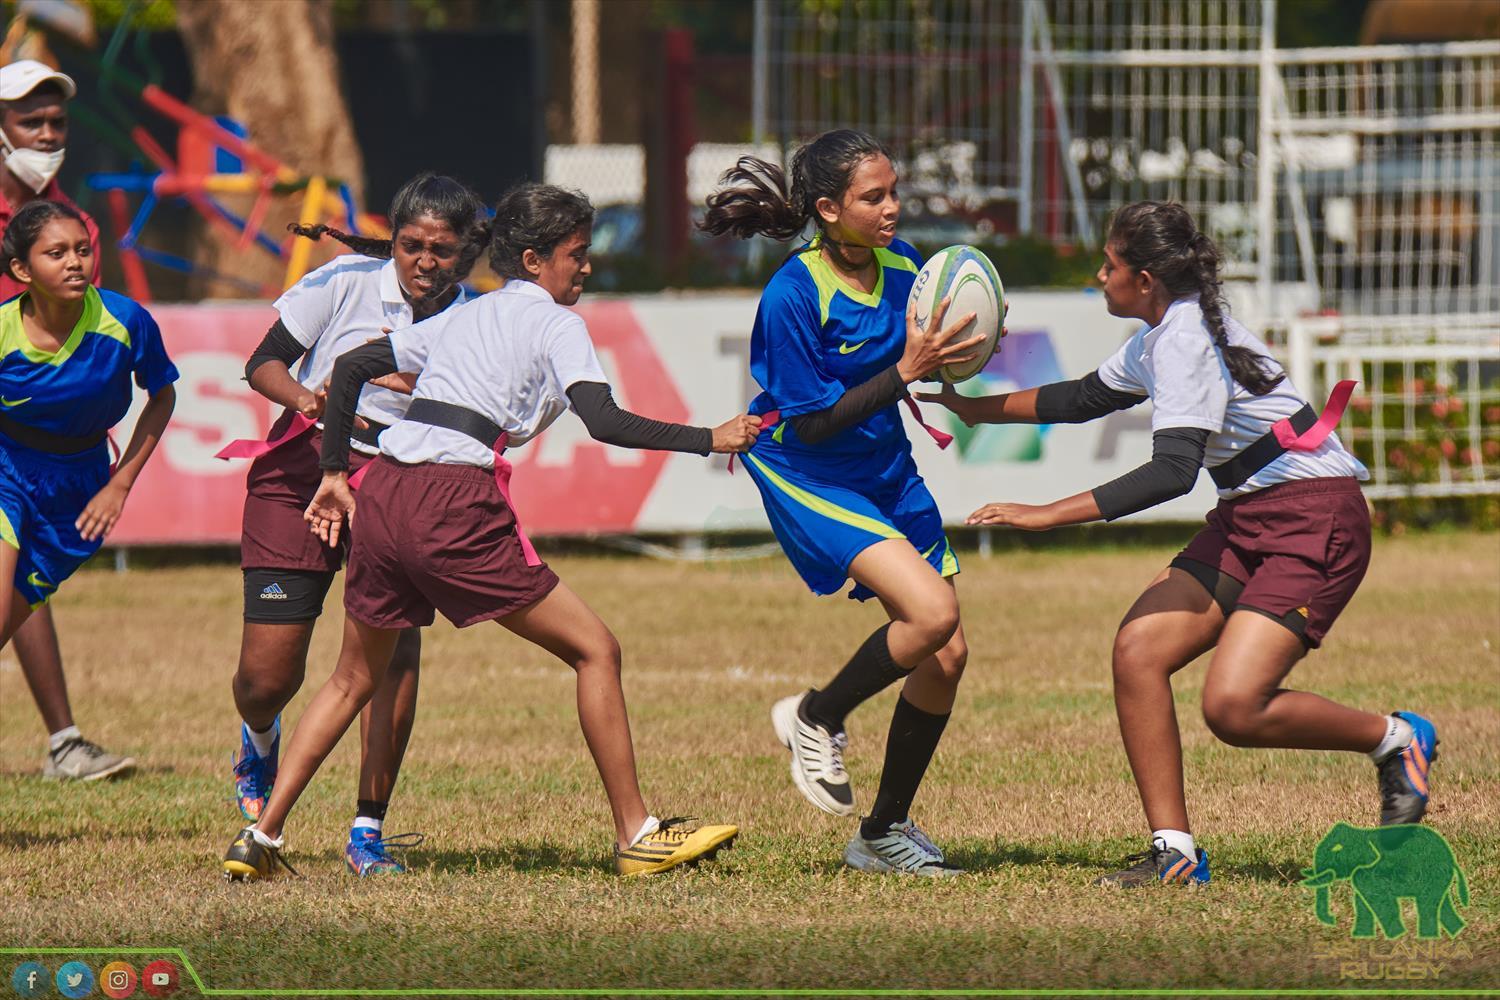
[787,365,907,445]
[244,319,308,381]
[567,382,714,455]
[1034,370,1148,424]
[1091,427,1209,521]
[319,340,399,472]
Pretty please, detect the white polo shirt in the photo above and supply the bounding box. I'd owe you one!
[274,254,469,454]
[378,279,609,468]
[1096,296,1368,497]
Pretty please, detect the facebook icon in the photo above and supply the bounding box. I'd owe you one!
[10,962,48,998]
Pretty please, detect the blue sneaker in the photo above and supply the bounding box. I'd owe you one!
[345,827,424,877]
[232,720,278,822]
[1378,711,1438,825]
[1095,839,1211,887]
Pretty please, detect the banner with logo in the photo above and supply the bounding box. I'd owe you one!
[108,291,1222,546]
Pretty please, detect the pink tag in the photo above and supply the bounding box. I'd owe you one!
[347,462,372,491]
[215,413,315,461]
[726,408,781,475]
[490,432,542,567]
[903,396,954,449]
[1274,380,1357,451]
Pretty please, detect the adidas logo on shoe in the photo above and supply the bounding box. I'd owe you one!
[259,583,288,600]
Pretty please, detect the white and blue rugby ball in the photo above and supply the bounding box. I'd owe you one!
[906,245,1005,383]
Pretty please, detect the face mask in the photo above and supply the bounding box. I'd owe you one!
[0,128,65,193]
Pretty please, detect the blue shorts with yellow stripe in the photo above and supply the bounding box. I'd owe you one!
[740,443,958,601]
[0,437,110,608]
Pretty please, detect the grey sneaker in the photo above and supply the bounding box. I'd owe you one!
[771,691,854,816]
[1095,838,1211,887]
[43,737,136,781]
[844,818,962,877]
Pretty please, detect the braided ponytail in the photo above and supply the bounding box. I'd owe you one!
[287,222,392,258]
[700,129,892,244]
[1109,202,1284,396]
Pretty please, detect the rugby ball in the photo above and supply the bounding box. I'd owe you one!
[906,245,1005,383]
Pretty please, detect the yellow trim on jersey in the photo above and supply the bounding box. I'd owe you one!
[742,451,904,541]
[874,246,918,274]
[795,243,918,325]
[0,287,128,367]
[0,506,17,550]
[940,538,959,577]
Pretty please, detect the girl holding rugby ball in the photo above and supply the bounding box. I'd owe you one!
[701,129,991,876]
[918,201,1438,886]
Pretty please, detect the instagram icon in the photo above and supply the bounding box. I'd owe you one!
[101,961,139,998]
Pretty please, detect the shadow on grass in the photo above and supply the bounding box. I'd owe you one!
[413,843,612,876]
[930,841,1304,885]
[0,829,83,849]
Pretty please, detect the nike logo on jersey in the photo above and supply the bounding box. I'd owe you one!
[838,340,868,355]
[1,396,31,408]
[27,571,55,595]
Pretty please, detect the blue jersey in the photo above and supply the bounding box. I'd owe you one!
[0,285,178,444]
[749,238,923,460]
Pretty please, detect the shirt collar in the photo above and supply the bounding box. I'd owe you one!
[500,279,553,303]
[0,177,67,220]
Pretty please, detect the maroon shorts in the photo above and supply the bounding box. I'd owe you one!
[240,412,372,573]
[343,457,559,630]
[1173,476,1371,648]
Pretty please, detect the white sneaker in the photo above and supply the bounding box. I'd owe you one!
[844,819,962,877]
[771,691,854,816]
[43,737,136,781]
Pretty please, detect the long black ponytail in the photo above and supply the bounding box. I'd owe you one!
[700,129,891,247]
[289,172,491,298]
[1108,201,1283,396]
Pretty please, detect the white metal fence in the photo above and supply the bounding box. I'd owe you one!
[759,0,1500,498]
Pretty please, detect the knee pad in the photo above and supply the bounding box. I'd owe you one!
[243,568,336,624]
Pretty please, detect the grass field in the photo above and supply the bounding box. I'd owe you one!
[2,531,1496,996]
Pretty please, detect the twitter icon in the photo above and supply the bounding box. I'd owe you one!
[57,960,95,998]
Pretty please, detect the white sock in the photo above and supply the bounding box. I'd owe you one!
[48,725,82,753]
[353,816,383,835]
[248,826,284,849]
[1368,714,1414,762]
[627,815,661,848]
[1153,829,1197,864]
[245,718,279,758]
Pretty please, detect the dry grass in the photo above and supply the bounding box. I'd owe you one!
[1,532,1496,995]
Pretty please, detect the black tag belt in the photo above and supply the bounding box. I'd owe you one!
[1208,403,1316,491]
[403,397,503,447]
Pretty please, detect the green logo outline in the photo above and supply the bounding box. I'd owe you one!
[1301,822,1470,940]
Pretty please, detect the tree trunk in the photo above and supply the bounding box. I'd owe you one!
[175,0,364,298]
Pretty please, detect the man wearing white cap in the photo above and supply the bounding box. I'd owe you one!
[1,58,131,782]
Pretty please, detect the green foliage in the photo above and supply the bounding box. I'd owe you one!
[79,0,176,31]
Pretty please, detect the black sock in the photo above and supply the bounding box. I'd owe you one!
[355,798,389,823]
[803,623,910,732]
[862,695,951,838]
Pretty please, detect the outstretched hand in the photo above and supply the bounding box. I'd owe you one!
[965,501,1056,530]
[912,382,982,427]
[710,414,763,453]
[304,472,356,548]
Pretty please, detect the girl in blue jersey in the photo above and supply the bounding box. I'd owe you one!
[0,201,177,711]
[701,129,986,875]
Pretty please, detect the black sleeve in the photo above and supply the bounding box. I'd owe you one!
[319,339,399,472]
[1091,427,1209,521]
[1034,370,1148,424]
[787,364,907,445]
[244,319,308,381]
[567,382,714,455]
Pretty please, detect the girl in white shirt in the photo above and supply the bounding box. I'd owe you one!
[221,183,758,881]
[229,173,488,877]
[919,201,1438,887]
